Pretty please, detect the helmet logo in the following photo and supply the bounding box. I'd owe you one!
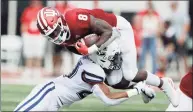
[44,9,58,17]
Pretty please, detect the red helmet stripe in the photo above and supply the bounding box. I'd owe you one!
[37,11,44,30]
[40,8,48,28]
[38,8,47,30]
[38,10,46,30]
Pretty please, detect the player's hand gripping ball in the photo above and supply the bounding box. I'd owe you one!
[75,34,100,55]
[80,34,100,47]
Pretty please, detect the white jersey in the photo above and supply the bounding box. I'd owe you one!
[53,56,106,106]
[14,56,106,111]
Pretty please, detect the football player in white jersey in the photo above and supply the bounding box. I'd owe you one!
[73,14,179,107]
[88,35,179,106]
[14,41,155,111]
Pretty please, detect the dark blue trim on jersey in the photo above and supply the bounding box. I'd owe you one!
[58,96,64,105]
[25,86,55,111]
[81,70,104,84]
[14,82,55,112]
[68,61,82,78]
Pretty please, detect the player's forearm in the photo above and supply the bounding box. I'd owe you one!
[107,85,138,99]
[95,31,112,48]
[92,84,129,106]
[97,27,121,50]
[87,31,112,54]
[94,82,128,99]
[107,91,128,99]
[90,16,119,49]
[106,87,140,99]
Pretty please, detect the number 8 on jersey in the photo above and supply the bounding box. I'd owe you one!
[78,14,88,21]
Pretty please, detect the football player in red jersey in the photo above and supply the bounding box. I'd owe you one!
[166,68,192,111]
[37,7,120,55]
[37,7,179,107]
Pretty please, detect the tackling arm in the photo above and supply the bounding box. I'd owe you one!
[91,82,139,106]
[82,68,148,106]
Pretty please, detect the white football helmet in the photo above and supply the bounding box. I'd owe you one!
[89,41,122,70]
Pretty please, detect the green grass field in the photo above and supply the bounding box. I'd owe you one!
[1,84,170,111]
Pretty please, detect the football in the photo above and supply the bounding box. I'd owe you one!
[80,34,100,47]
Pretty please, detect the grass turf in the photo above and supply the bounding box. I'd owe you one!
[1,84,170,111]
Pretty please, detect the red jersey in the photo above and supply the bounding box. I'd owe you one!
[132,26,142,49]
[21,6,43,35]
[180,71,193,99]
[64,8,117,45]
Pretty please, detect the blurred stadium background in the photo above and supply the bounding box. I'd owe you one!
[1,0,192,111]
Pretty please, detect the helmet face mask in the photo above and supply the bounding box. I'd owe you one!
[46,18,70,45]
[111,53,122,70]
[97,51,122,70]
[89,41,122,70]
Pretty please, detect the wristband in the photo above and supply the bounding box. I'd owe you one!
[88,44,98,54]
[126,89,138,98]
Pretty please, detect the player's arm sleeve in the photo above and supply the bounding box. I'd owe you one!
[91,84,128,106]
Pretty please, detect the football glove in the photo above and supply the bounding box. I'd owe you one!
[75,42,98,55]
[133,81,146,94]
[141,85,156,103]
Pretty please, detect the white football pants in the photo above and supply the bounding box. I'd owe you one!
[111,15,138,82]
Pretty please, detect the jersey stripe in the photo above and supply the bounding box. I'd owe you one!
[81,70,104,84]
[25,86,55,111]
[85,74,102,82]
[38,8,47,30]
[40,8,48,28]
[14,82,55,111]
[38,9,46,30]
[68,61,82,78]
[37,11,44,30]
[58,96,64,106]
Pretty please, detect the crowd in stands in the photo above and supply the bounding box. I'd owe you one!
[2,0,192,80]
